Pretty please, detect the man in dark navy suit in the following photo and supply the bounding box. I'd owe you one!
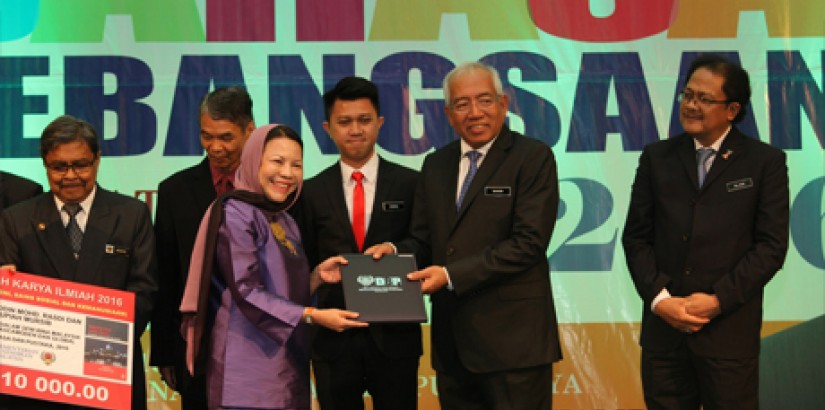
[623,54,789,409]
[369,62,561,410]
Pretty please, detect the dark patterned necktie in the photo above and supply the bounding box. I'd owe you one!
[63,203,83,258]
[457,150,481,209]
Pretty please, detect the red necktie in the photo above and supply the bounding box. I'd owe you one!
[216,176,233,196]
[352,171,365,251]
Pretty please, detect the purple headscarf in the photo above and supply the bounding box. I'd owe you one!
[179,123,302,375]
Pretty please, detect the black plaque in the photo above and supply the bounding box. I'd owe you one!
[340,254,426,323]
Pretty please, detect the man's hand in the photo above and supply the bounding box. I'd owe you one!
[685,292,722,319]
[315,256,348,284]
[654,297,710,333]
[159,366,177,391]
[0,264,16,271]
[407,265,448,294]
[364,242,395,259]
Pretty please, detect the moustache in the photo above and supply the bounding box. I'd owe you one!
[58,177,89,188]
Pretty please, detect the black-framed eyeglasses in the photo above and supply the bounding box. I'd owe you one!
[46,159,95,174]
[678,90,730,107]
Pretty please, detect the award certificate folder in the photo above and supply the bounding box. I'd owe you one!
[340,254,426,323]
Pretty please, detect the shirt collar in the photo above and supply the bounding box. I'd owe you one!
[340,152,379,184]
[208,161,236,187]
[54,184,97,213]
[693,126,731,151]
[460,135,498,158]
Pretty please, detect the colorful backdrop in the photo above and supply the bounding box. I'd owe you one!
[1,1,823,408]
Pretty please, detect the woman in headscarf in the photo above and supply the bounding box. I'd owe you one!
[180,124,367,409]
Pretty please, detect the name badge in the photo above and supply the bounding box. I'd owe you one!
[484,186,511,197]
[726,178,754,192]
[106,244,130,256]
[382,201,405,212]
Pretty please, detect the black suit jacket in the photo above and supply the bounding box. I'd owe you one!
[0,186,157,410]
[398,127,561,374]
[623,128,789,358]
[296,157,422,360]
[0,171,43,212]
[149,158,216,373]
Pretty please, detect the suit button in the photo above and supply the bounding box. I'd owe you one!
[446,247,455,256]
[682,234,689,241]
[684,267,692,275]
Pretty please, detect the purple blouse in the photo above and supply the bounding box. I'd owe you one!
[207,199,311,409]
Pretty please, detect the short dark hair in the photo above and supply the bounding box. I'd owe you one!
[685,54,751,123]
[265,125,303,149]
[199,86,254,129]
[323,77,380,120]
[40,115,100,160]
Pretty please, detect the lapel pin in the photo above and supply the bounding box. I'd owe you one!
[38,223,46,231]
[721,149,733,160]
[105,244,114,254]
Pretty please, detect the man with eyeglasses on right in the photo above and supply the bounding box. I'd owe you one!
[623,54,789,409]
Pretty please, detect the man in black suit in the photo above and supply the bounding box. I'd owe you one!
[0,115,157,410]
[0,171,43,211]
[296,77,421,410]
[369,62,561,409]
[623,54,789,409]
[148,86,254,409]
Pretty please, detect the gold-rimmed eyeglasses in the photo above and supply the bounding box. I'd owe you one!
[678,90,730,107]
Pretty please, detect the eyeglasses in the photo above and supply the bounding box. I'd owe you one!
[450,94,499,113]
[46,159,95,174]
[678,90,730,107]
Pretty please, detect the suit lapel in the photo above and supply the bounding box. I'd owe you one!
[31,194,77,279]
[456,129,514,218]
[440,143,461,229]
[193,159,218,211]
[702,129,745,190]
[323,165,359,251]
[677,135,701,190]
[366,159,390,246]
[76,187,114,284]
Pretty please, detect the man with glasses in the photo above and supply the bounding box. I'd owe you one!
[623,54,789,409]
[369,61,561,409]
[0,115,158,410]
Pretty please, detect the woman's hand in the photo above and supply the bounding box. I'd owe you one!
[311,308,368,332]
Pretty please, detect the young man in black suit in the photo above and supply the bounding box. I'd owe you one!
[623,54,789,409]
[0,115,158,410]
[369,62,561,409]
[0,171,42,211]
[149,86,254,409]
[297,77,421,410]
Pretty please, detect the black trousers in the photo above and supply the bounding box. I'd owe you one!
[642,341,759,410]
[436,363,554,410]
[313,330,419,410]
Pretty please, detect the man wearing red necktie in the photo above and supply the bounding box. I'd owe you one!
[296,77,421,410]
